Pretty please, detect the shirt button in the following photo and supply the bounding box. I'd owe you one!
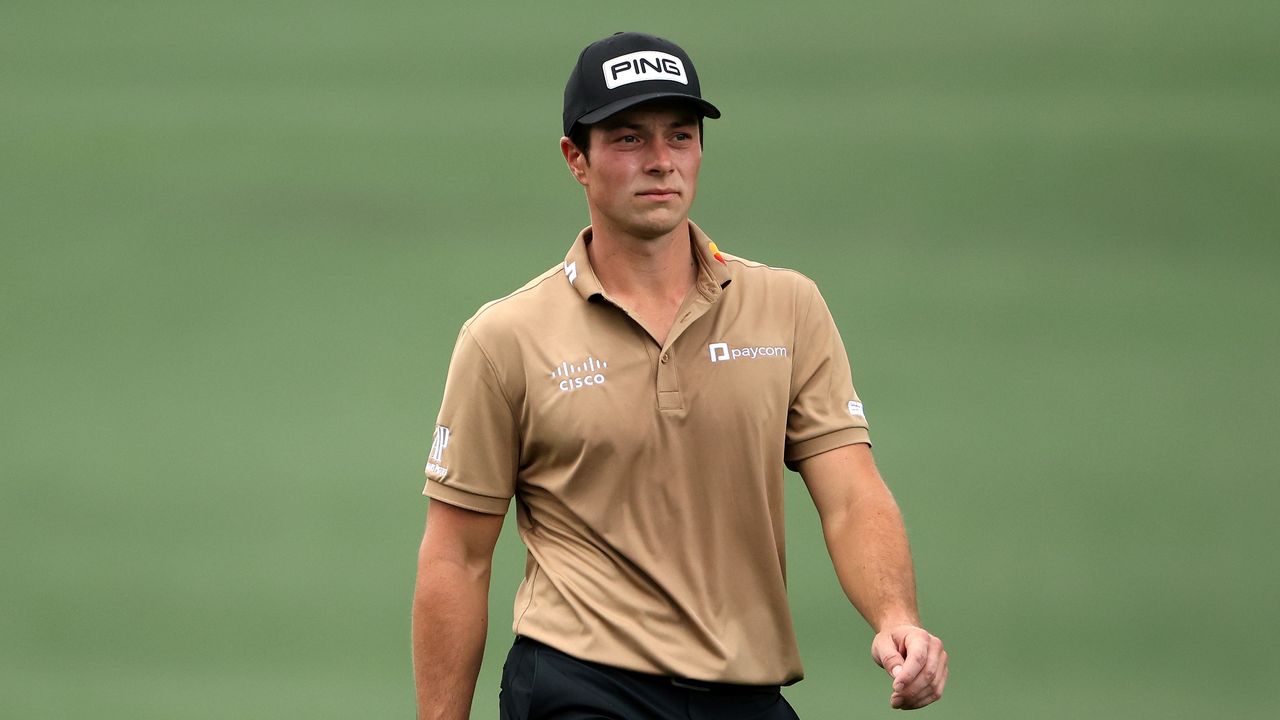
[660,352,670,364]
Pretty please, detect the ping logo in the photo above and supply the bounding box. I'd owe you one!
[708,342,789,363]
[425,425,450,478]
[602,51,688,89]
[550,356,609,392]
[848,400,865,418]
[564,261,577,285]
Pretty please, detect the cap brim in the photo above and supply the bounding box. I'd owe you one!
[577,92,721,127]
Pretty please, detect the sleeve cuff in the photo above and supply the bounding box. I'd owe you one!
[784,427,872,471]
[423,478,511,515]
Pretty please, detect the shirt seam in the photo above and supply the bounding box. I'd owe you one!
[788,278,818,404]
[786,427,872,461]
[459,325,523,468]
[514,562,540,634]
[423,478,509,513]
[723,255,817,283]
[467,266,565,327]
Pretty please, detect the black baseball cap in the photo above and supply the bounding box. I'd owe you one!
[562,32,721,137]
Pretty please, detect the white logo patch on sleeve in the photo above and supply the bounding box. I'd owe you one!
[848,400,865,418]
[601,51,688,89]
[425,425,450,478]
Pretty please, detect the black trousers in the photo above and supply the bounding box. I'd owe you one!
[498,637,801,720]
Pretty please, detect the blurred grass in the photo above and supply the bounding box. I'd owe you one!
[2,1,1278,718]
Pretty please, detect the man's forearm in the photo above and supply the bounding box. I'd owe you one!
[800,445,947,708]
[412,556,492,720]
[820,486,919,631]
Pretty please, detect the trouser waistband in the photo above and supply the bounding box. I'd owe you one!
[516,636,782,695]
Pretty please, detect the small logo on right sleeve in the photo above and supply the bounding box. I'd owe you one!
[425,425,451,478]
[848,400,865,418]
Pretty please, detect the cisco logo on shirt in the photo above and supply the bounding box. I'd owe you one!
[550,356,609,392]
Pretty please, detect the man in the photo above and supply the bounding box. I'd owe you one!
[413,32,947,719]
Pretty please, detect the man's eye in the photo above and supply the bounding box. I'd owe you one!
[620,135,638,143]
[674,132,691,141]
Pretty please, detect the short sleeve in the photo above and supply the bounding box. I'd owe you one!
[784,281,871,469]
[422,325,518,515]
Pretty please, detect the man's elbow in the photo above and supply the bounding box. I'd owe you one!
[418,543,495,585]
[822,484,904,539]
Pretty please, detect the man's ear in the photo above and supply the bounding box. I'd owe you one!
[561,137,589,186]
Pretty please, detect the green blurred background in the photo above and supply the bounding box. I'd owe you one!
[3,1,1278,717]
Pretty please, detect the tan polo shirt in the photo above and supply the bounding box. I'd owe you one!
[423,221,870,685]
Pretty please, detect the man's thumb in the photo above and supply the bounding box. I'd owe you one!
[871,633,905,678]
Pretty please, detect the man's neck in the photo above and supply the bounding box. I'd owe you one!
[585,220,698,305]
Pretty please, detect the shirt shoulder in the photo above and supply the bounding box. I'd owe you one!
[720,251,825,304]
[462,263,570,343]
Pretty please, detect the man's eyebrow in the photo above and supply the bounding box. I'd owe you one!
[600,116,699,131]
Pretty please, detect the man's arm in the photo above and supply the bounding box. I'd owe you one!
[796,443,948,710]
[412,499,505,720]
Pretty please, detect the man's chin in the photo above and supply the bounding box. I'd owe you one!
[626,210,689,240]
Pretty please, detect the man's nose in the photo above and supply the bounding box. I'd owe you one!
[645,142,674,173]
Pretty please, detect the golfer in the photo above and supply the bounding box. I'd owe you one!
[412,31,948,720]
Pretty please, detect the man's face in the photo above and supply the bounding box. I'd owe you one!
[563,100,702,241]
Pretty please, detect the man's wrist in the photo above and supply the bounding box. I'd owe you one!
[873,614,922,633]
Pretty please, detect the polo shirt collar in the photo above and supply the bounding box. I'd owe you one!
[562,220,733,303]
[563,227,606,302]
[688,220,734,293]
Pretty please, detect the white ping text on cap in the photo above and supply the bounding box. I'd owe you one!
[601,51,688,89]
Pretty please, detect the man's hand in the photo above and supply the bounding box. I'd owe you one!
[871,624,948,710]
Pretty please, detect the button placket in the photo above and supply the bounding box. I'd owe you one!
[655,345,681,410]
[653,272,723,412]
